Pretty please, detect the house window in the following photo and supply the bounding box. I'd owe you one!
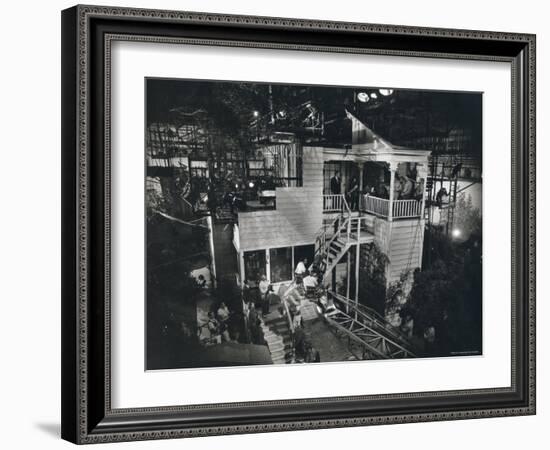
[269,247,292,283]
[243,250,267,285]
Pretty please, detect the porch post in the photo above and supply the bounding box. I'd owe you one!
[239,251,245,284]
[355,243,360,320]
[418,164,428,219]
[358,163,364,211]
[388,161,397,222]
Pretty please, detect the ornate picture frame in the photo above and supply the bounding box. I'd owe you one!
[61,5,536,444]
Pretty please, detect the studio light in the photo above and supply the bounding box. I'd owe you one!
[357,92,370,103]
[379,88,394,96]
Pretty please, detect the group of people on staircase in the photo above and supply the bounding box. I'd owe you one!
[239,259,325,364]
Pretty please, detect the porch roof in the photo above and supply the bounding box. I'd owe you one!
[319,110,431,165]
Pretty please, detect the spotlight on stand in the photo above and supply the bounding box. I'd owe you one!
[379,88,394,96]
[370,92,378,99]
[452,228,462,239]
[253,110,259,117]
[248,181,255,189]
[357,92,370,103]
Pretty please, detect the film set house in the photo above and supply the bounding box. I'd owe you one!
[146,83,482,369]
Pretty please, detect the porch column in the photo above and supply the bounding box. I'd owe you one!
[206,215,217,288]
[355,243,360,320]
[418,164,428,219]
[388,161,398,222]
[358,163,364,211]
[239,251,245,285]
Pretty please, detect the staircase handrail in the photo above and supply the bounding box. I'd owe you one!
[280,282,297,335]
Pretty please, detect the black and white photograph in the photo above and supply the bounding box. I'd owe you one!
[145,79,483,370]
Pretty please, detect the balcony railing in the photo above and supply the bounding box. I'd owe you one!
[323,194,349,213]
[361,195,421,219]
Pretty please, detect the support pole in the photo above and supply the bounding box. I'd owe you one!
[346,251,351,313]
[418,164,428,220]
[355,243,360,320]
[239,251,245,286]
[206,215,217,288]
[388,162,396,222]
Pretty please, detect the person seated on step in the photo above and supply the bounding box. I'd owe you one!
[303,273,318,298]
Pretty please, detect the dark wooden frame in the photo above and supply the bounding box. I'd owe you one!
[61,4,536,444]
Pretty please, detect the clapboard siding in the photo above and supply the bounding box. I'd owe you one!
[237,148,324,251]
[387,218,425,281]
[373,217,391,254]
[302,147,324,189]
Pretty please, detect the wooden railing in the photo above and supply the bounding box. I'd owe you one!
[391,199,422,218]
[361,195,389,217]
[323,194,349,213]
[361,195,421,219]
[316,195,351,261]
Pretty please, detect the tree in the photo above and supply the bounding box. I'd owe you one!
[402,227,482,357]
[453,192,481,240]
[358,243,389,316]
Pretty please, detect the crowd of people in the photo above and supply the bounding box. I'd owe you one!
[201,301,235,345]
[237,257,325,363]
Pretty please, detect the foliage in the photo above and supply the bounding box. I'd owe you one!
[453,192,482,239]
[401,227,482,356]
[385,270,412,320]
[358,243,389,316]
[146,213,211,369]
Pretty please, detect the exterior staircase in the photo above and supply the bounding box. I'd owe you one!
[313,194,418,360]
[316,198,373,287]
[259,292,295,364]
[259,320,288,364]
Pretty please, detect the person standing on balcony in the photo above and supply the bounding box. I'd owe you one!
[329,171,342,212]
[402,176,414,199]
[393,174,403,200]
[330,171,341,195]
[347,177,359,211]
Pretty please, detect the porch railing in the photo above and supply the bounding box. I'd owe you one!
[392,199,422,218]
[323,194,349,213]
[361,195,421,219]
